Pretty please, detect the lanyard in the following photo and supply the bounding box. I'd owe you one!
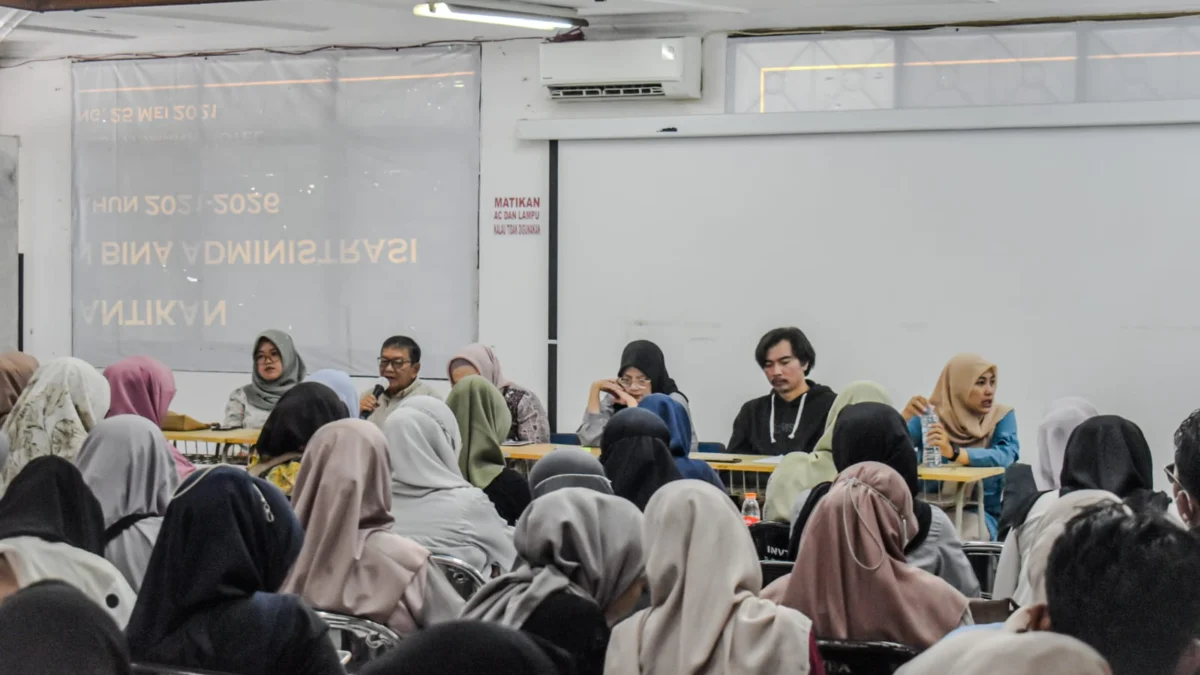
[769,392,807,444]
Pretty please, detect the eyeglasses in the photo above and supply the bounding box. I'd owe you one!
[254,353,281,364]
[1165,463,1182,487]
[618,376,651,389]
[378,358,412,371]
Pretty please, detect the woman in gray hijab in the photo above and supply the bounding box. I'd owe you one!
[462,487,646,675]
[222,329,306,429]
[528,448,613,498]
[75,415,180,592]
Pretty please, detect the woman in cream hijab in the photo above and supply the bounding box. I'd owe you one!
[0,352,38,428]
[605,480,820,675]
[462,488,645,675]
[383,396,516,575]
[281,419,463,635]
[1,357,110,491]
[765,381,891,522]
[902,353,1018,539]
[897,631,1110,675]
[1034,398,1099,491]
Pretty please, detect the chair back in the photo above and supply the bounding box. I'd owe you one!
[962,541,1003,599]
[749,521,793,561]
[696,441,727,454]
[817,639,920,675]
[431,553,488,600]
[315,610,402,672]
[132,665,234,675]
[550,433,581,446]
[759,559,793,586]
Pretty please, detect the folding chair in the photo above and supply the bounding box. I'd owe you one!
[430,553,488,600]
[315,610,402,671]
[817,639,920,675]
[962,541,1003,599]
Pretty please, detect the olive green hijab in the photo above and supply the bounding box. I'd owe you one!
[445,375,512,490]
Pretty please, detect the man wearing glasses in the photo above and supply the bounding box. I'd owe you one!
[1169,409,1200,529]
[360,335,441,427]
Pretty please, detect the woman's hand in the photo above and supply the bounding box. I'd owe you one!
[902,395,930,421]
[926,422,955,460]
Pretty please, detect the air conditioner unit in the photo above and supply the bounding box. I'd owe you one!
[540,37,702,101]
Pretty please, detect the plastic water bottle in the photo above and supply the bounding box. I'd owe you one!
[742,492,761,526]
[921,406,941,468]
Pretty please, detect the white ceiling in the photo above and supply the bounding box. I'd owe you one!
[4,0,1200,60]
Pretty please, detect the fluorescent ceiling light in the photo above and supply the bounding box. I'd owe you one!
[413,2,586,31]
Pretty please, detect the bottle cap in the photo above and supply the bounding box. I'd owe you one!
[745,492,757,500]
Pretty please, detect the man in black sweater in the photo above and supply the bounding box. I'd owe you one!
[726,327,837,456]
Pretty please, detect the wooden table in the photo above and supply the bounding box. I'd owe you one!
[164,428,260,463]
[917,465,1006,540]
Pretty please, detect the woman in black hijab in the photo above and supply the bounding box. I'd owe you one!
[0,454,105,554]
[786,403,979,596]
[0,580,131,674]
[578,340,697,450]
[250,381,348,496]
[125,465,343,675]
[599,408,682,511]
[361,621,575,675]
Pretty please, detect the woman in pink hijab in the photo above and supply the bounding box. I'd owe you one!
[103,357,195,479]
[448,344,549,445]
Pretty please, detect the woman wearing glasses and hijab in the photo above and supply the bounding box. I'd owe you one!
[222,330,307,429]
[578,340,698,452]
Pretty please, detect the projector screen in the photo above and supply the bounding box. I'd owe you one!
[556,125,1200,475]
[72,47,479,374]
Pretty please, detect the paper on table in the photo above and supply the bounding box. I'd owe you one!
[751,455,785,465]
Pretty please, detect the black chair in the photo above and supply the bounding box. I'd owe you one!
[759,560,793,586]
[749,521,793,561]
[315,611,402,671]
[431,553,488,600]
[816,640,920,675]
[962,541,1003,599]
[132,666,234,675]
[550,433,581,446]
[696,441,726,453]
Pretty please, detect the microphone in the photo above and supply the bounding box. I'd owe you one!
[360,376,390,420]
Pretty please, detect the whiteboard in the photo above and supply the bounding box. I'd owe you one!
[557,126,1200,481]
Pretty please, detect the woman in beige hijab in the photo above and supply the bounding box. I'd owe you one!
[0,353,38,428]
[604,480,820,675]
[897,631,1110,675]
[784,462,971,649]
[281,418,463,635]
[902,353,1018,539]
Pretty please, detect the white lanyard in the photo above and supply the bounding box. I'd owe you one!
[769,392,807,444]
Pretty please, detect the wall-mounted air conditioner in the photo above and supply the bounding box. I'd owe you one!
[539,37,702,101]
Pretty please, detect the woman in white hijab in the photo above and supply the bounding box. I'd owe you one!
[605,480,819,675]
[1034,398,1099,491]
[75,415,179,592]
[382,396,516,575]
[462,488,645,675]
[0,357,110,490]
[897,631,1110,675]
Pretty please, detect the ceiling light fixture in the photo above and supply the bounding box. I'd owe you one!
[412,2,587,31]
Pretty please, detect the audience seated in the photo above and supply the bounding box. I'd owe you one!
[637,393,724,492]
[360,621,576,675]
[303,369,361,421]
[1034,397,1099,491]
[1169,408,1200,529]
[995,415,1166,605]
[0,351,38,427]
[103,356,195,480]
[0,580,132,675]
[222,329,306,429]
[361,335,440,425]
[250,382,349,496]
[126,465,343,675]
[903,353,1018,540]
[0,357,110,489]
[598,408,682,511]
[463,488,645,675]
[448,343,550,445]
[281,419,463,635]
[605,480,822,675]
[528,447,613,498]
[765,380,889,523]
[0,456,136,626]
[75,415,179,592]
[382,396,516,574]
[445,375,533,525]
[579,340,697,451]
[728,327,837,456]
[778,403,979,597]
[898,630,1109,675]
[784,462,971,649]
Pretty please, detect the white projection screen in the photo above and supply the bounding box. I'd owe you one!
[557,126,1200,472]
[72,47,479,374]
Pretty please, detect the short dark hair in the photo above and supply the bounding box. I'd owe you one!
[1175,409,1200,497]
[381,335,421,364]
[1046,504,1200,675]
[755,327,815,374]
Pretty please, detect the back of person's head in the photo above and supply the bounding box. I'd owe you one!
[382,335,422,363]
[1174,409,1200,517]
[360,621,574,675]
[754,327,815,374]
[636,393,692,456]
[256,381,349,459]
[831,402,918,493]
[528,447,612,498]
[1046,503,1200,675]
[600,407,670,451]
[0,455,105,555]
[0,580,130,675]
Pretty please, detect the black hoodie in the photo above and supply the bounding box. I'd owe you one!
[726,380,837,456]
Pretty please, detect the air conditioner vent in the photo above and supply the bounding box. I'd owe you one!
[548,83,666,100]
